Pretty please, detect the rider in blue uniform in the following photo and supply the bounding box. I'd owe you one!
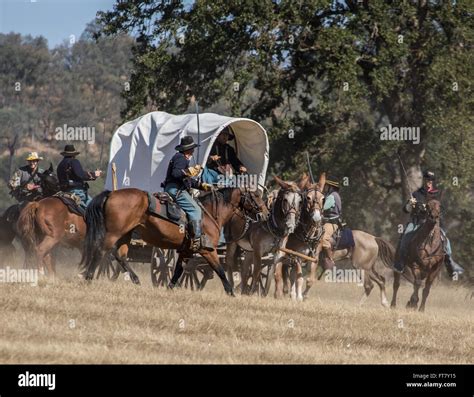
[57,145,102,209]
[162,136,214,252]
[394,170,464,279]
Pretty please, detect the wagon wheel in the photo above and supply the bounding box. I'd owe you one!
[150,248,177,287]
[257,262,274,296]
[178,258,213,291]
[242,261,274,296]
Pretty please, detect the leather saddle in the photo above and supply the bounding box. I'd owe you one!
[53,192,85,217]
[147,192,186,226]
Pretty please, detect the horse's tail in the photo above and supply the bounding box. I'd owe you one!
[81,190,111,278]
[16,202,40,253]
[375,237,396,269]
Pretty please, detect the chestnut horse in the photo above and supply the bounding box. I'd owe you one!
[9,165,62,271]
[81,187,267,295]
[391,199,444,312]
[15,165,93,278]
[17,196,87,278]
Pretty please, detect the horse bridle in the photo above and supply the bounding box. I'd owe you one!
[238,188,266,222]
[224,188,265,243]
[295,187,324,244]
[266,187,302,238]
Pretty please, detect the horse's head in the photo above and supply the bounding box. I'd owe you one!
[299,172,325,225]
[39,163,60,196]
[425,198,441,222]
[239,188,269,222]
[274,175,302,234]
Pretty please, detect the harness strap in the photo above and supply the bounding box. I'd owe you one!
[197,201,221,231]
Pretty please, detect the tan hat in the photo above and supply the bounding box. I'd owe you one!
[25,152,43,161]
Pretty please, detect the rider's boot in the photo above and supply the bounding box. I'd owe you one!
[444,254,464,279]
[190,220,214,252]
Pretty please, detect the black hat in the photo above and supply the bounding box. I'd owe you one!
[423,170,436,181]
[325,175,340,188]
[221,126,235,141]
[175,136,200,152]
[60,144,80,156]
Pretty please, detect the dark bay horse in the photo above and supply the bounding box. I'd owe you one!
[391,199,444,312]
[224,176,303,295]
[81,187,267,295]
[0,206,18,265]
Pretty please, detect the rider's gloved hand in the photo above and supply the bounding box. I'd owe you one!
[186,164,202,177]
[201,183,212,191]
[409,197,417,207]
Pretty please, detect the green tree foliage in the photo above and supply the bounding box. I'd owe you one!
[0,25,133,201]
[96,0,473,270]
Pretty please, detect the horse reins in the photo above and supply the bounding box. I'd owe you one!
[295,187,323,244]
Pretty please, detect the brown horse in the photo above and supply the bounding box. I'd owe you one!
[1,165,60,267]
[279,173,325,301]
[391,199,444,312]
[17,197,87,279]
[81,187,267,295]
[224,176,303,295]
[0,206,18,265]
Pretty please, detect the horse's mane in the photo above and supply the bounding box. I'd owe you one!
[279,181,299,193]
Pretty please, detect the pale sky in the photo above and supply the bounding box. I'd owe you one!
[0,0,117,48]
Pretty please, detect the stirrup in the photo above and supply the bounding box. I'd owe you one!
[200,235,214,252]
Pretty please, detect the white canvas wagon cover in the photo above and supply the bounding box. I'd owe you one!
[104,111,269,192]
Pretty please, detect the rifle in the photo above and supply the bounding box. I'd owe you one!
[305,151,315,184]
[397,152,414,200]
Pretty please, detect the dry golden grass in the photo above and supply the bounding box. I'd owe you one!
[0,257,472,364]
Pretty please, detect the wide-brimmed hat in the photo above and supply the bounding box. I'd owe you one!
[175,136,200,152]
[423,170,436,181]
[60,144,80,156]
[325,175,340,188]
[25,152,43,161]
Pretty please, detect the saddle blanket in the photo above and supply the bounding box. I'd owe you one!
[334,227,355,250]
[53,192,85,217]
[146,192,186,226]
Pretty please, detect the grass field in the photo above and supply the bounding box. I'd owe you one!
[0,254,472,364]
